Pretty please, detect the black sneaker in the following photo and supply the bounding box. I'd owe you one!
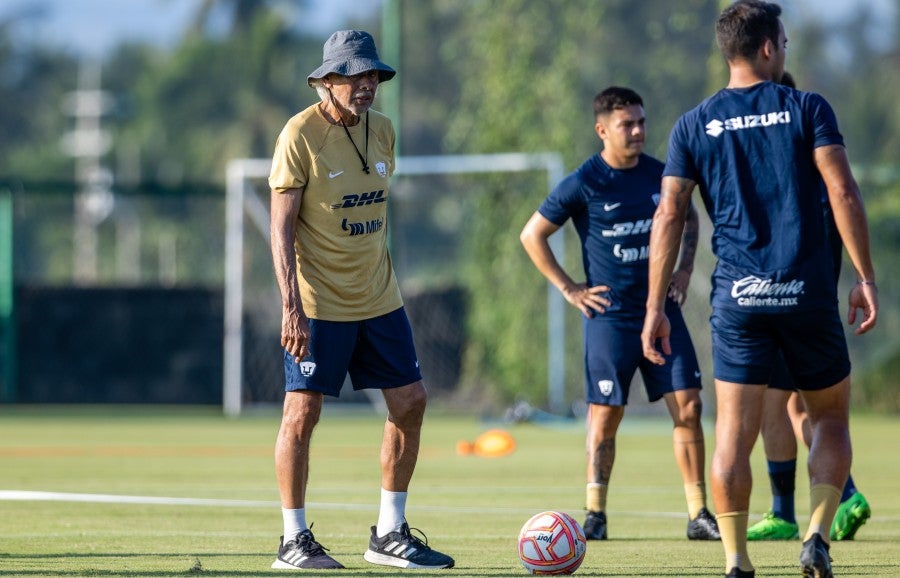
[726,567,755,578]
[687,507,721,540]
[363,523,455,569]
[271,529,345,570]
[583,511,607,540]
[800,533,833,578]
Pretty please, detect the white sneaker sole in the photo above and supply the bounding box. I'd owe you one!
[364,549,451,569]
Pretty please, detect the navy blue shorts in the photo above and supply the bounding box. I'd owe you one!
[584,307,701,406]
[283,307,422,397]
[711,307,850,391]
[768,351,795,391]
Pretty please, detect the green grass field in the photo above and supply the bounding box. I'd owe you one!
[1,404,898,577]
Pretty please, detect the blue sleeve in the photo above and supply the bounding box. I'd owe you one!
[662,115,698,181]
[806,93,844,149]
[538,172,585,226]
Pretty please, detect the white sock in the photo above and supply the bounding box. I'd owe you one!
[376,489,407,537]
[282,507,307,541]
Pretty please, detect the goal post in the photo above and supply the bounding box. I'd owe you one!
[224,152,567,417]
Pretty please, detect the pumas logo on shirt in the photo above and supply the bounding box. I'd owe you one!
[376,161,388,178]
[706,110,792,137]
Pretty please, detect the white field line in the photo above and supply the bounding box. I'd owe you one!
[0,490,691,518]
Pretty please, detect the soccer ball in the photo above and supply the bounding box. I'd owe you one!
[517,511,587,575]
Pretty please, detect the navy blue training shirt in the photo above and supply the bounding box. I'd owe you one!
[664,81,844,313]
[539,152,670,320]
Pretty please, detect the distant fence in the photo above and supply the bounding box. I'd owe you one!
[14,287,223,404]
[0,180,467,405]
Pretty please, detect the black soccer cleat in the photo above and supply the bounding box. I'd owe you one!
[725,567,755,578]
[271,529,345,570]
[687,507,721,540]
[363,523,455,569]
[800,533,833,578]
[583,510,607,540]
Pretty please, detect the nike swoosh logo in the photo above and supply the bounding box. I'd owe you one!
[603,202,621,211]
[694,370,702,378]
[328,170,344,179]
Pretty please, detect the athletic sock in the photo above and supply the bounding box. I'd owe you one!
[282,507,307,542]
[805,484,842,542]
[840,474,858,502]
[767,459,797,523]
[586,482,607,513]
[376,488,408,537]
[684,481,707,520]
[717,511,754,573]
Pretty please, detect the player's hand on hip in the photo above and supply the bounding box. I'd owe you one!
[668,270,691,306]
[641,309,671,365]
[563,283,611,318]
[281,309,311,363]
[848,282,878,335]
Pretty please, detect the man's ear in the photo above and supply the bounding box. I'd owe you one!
[760,37,776,61]
[595,119,606,140]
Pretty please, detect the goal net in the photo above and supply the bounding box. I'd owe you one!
[224,153,567,417]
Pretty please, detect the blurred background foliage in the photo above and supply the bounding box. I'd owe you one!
[1,0,898,411]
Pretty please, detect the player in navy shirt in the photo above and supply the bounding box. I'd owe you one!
[521,86,719,543]
[749,71,871,545]
[641,3,878,577]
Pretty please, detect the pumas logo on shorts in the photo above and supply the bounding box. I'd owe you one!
[298,361,317,377]
[597,380,614,396]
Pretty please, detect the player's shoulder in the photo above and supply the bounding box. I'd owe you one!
[638,153,665,173]
[573,153,612,188]
[283,103,321,129]
[365,108,396,139]
[277,103,327,146]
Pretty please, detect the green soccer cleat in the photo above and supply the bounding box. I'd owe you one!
[831,491,871,541]
[747,511,799,541]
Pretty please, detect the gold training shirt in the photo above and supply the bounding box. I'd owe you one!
[269,103,402,321]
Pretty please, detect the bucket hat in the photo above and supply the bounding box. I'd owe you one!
[307,30,396,86]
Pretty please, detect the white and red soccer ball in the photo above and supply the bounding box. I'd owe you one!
[517,510,587,575]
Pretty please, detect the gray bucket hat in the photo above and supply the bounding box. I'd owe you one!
[307,30,396,86]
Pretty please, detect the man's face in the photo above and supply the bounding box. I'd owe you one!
[324,70,380,116]
[596,105,646,160]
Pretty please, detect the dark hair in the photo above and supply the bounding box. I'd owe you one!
[593,86,643,118]
[716,0,782,61]
[779,70,796,88]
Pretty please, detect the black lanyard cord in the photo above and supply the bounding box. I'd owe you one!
[329,90,369,174]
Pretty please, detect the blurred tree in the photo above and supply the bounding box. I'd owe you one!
[113,4,319,185]
[191,0,277,33]
[0,17,76,180]
[431,0,720,407]
[1,0,898,409]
